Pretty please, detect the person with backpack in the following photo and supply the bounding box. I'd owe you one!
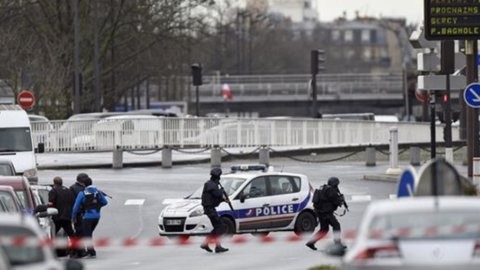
[306,177,348,251]
[69,173,88,258]
[71,176,108,258]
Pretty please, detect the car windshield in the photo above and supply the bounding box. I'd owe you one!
[188,177,246,199]
[1,225,45,265]
[0,164,14,175]
[0,128,32,152]
[369,211,480,239]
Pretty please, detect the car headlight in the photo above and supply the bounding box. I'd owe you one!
[189,207,204,218]
[24,168,38,178]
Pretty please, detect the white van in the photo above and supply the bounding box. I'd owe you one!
[0,105,42,183]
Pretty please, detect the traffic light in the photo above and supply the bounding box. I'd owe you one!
[191,63,202,86]
[310,49,326,75]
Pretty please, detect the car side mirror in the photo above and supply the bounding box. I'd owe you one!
[65,259,84,270]
[324,242,347,257]
[37,143,45,153]
[239,193,246,203]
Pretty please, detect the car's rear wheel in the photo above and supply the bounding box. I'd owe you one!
[294,212,317,235]
[221,216,236,236]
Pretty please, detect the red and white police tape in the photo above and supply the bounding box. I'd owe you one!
[2,223,479,248]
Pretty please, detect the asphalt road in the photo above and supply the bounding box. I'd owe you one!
[37,159,412,270]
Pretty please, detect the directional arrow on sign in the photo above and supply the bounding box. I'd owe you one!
[464,83,480,108]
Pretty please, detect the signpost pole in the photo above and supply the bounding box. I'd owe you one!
[430,91,436,159]
[445,73,453,162]
[465,40,478,177]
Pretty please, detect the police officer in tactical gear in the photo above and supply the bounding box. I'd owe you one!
[200,167,229,253]
[306,177,347,250]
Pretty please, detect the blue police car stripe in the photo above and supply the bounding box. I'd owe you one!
[217,193,311,219]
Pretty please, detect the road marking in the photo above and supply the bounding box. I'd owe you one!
[124,199,145,206]
[350,195,372,202]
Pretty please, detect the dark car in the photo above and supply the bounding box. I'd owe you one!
[0,160,16,176]
[0,176,36,214]
[0,186,22,213]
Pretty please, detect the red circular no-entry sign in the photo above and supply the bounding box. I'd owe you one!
[17,90,35,109]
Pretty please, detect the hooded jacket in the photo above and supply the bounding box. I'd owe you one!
[72,186,108,220]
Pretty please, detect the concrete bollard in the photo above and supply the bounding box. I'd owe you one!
[365,147,376,167]
[211,147,222,168]
[112,146,123,169]
[473,157,480,186]
[410,146,421,166]
[386,127,402,175]
[162,147,172,168]
[259,147,270,166]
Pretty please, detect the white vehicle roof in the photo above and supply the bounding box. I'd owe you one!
[102,114,158,120]
[0,105,29,127]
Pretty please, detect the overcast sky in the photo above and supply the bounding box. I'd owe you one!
[316,0,424,23]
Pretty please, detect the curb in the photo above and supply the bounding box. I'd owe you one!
[363,174,399,183]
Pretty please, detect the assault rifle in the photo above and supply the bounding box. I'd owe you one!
[218,182,234,211]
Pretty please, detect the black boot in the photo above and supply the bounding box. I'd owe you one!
[215,245,229,253]
[305,241,317,251]
[200,243,213,253]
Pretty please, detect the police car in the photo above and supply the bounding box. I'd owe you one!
[158,164,317,236]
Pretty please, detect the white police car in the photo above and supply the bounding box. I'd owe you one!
[158,165,317,236]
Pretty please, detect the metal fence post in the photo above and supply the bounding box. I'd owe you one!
[386,127,402,175]
[162,147,172,168]
[112,146,123,169]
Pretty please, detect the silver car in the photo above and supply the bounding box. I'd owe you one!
[342,197,480,270]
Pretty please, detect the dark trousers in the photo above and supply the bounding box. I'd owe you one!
[318,213,341,233]
[71,217,86,256]
[203,207,225,236]
[54,219,75,237]
[83,218,99,255]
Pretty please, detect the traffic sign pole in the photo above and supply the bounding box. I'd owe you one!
[465,40,479,177]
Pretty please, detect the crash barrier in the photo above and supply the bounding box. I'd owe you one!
[31,117,458,153]
[2,223,479,249]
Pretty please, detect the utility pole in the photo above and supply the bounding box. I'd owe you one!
[93,0,101,112]
[465,40,479,177]
[73,0,81,114]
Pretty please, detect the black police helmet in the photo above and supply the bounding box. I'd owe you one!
[327,177,340,187]
[77,173,91,184]
[210,167,222,178]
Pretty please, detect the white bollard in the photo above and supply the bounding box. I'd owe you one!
[162,147,172,168]
[473,157,480,186]
[211,147,222,168]
[112,147,123,169]
[259,147,270,166]
[386,127,402,175]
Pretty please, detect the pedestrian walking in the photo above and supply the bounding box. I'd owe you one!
[306,177,348,250]
[200,167,229,253]
[48,176,75,237]
[71,175,108,258]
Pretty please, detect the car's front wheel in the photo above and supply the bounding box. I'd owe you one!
[221,216,236,236]
[294,212,317,235]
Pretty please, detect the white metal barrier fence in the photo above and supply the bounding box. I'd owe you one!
[30,118,458,152]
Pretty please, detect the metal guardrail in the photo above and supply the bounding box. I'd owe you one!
[198,73,403,100]
[31,118,458,152]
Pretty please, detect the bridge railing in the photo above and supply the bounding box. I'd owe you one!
[31,117,458,152]
[199,73,403,100]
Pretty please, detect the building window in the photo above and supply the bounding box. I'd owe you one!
[344,30,353,43]
[331,30,340,41]
[361,30,371,43]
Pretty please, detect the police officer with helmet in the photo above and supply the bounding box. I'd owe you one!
[306,177,348,250]
[200,167,229,253]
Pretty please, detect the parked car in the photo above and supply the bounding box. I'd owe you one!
[0,176,36,214]
[158,164,317,237]
[340,197,480,270]
[31,185,55,239]
[0,213,83,270]
[0,186,22,213]
[0,160,16,176]
[0,245,12,270]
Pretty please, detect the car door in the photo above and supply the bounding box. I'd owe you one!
[235,176,270,231]
[267,175,302,229]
